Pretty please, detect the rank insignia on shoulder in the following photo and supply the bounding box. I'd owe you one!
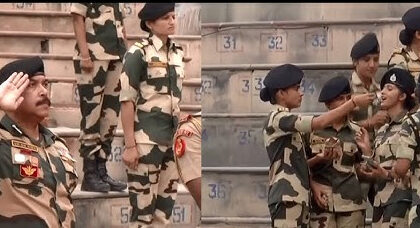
[20,164,38,178]
[176,129,193,137]
[11,140,39,153]
[174,137,186,157]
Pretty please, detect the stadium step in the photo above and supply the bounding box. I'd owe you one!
[72,184,200,228]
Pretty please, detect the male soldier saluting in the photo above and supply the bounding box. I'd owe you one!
[71,3,127,192]
[0,57,78,228]
[173,111,201,209]
[260,64,374,228]
[308,76,368,228]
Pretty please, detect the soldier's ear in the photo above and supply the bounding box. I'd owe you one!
[415,30,420,40]
[145,21,153,32]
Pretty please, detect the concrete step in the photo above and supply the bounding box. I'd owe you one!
[201,19,403,64]
[0,45,200,80]
[0,3,197,36]
[72,184,200,227]
[201,168,373,226]
[202,66,387,114]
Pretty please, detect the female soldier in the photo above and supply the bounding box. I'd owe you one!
[120,3,185,227]
[388,6,420,81]
[356,68,416,228]
[260,64,374,228]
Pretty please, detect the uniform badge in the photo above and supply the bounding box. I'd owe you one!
[13,153,26,164]
[390,74,397,82]
[20,164,38,178]
[174,137,186,157]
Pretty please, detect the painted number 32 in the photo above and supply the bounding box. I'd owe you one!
[268,35,283,50]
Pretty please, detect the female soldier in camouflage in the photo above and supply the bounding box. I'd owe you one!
[356,68,416,228]
[394,73,420,228]
[260,64,374,228]
[120,3,185,227]
[388,7,420,81]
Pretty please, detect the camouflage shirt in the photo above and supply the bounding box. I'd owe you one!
[373,111,411,207]
[309,119,366,212]
[397,109,420,207]
[263,105,314,207]
[0,115,78,228]
[119,34,185,146]
[71,3,127,60]
[350,71,381,123]
[388,47,420,82]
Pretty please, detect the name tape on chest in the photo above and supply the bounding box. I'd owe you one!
[11,140,39,153]
[148,61,168,68]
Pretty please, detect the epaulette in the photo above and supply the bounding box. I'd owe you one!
[389,47,410,64]
[134,39,150,49]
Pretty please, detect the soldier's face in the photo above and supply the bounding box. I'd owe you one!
[326,93,351,110]
[147,11,176,36]
[17,75,50,120]
[380,83,405,110]
[277,84,303,109]
[355,53,379,80]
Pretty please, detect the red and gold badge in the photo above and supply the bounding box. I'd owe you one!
[174,137,186,158]
[20,164,38,178]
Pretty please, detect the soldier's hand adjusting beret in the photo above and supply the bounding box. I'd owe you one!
[138,3,175,32]
[380,68,415,96]
[0,56,44,84]
[402,7,420,30]
[350,33,380,60]
[318,76,351,103]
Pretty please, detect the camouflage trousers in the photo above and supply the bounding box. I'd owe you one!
[127,144,179,227]
[409,205,420,228]
[74,59,122,160]
[270,201,309,228]
[372,201,411,228]
[310,209,365,228]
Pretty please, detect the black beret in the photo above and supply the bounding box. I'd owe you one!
[318,76,351,103]
[402,7,420,30]
[260,64,304,103]
[0,56,44,84]
[380,68,415,96]
[138,3,175,32]
[350,33,380,60]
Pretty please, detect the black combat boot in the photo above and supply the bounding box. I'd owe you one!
[81,158,111,192]
[97,158,127,191]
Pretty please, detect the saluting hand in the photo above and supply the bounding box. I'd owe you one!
[122,146,140,170]
[0,72,29,111]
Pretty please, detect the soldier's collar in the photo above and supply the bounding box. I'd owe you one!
[351,71,380,91]
[149,34,175,52]
[390,110,407,124]
[406,47,420,61]
[0,114,56,146]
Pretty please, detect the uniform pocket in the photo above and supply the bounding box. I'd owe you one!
[60,155,78,193]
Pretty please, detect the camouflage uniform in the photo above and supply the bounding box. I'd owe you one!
[309,120,366,228]
[120,34,184,226]
[350,71,381,126]
[388,47,420,82]
[372,111,411,228]
[0,114,78,228]
[397,110,420,228]
[350,71,381,204]
[173,112,201,184]
[71,3,127,160]
[263,105,314,228]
